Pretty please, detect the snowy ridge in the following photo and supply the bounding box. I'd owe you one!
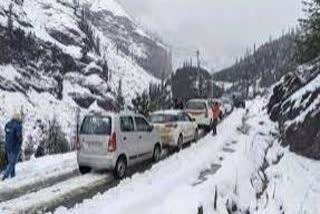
[82,0,130,18]
[0,0,164,156]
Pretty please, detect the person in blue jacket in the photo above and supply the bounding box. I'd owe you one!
[2,112,22,181]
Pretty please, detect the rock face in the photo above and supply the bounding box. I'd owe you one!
[268,57,320,159]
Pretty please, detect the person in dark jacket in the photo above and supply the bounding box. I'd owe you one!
[2,113,22,181]
[174,98,184,110]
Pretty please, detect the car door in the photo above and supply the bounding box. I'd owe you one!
[134,116,154,161]
[119,116,139,165]
[182,113,194,141]
[177,113,188,142]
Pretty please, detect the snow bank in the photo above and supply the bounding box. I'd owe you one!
[264,150,320,214]
[0,152,77,192]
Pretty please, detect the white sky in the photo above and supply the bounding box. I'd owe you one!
[118,0,303,71]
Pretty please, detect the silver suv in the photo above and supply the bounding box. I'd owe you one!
[77,112,162,178]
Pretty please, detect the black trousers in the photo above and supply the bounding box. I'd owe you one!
[212,119,218,135]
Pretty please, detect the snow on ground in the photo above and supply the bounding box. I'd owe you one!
[264,149,320,214]
[0,152,77,193]
[0,173,112,214]
[215,81,233,91]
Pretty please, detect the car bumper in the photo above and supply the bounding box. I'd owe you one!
[77,152,116,170]
[193,117,211,127]
[159,134,179,147]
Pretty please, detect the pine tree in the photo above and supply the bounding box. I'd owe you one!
[296,0,320,63]
[132,91,150,116]
[116,79,125,110]
[7,3,14,36]
[73,0,80,15]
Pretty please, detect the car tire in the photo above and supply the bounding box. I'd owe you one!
[194,128,199,142]
[115,156,127,179]
[153,144,161,162]
[177,135,183,152]
[79,166,91,174]
[206,120,213,133]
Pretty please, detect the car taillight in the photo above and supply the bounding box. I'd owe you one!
[205,110,209,118]
[107,132,117,152]
[166,123,178,129]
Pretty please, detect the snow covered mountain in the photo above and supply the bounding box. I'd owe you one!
[268,57,320,159]
[0,0,169,158]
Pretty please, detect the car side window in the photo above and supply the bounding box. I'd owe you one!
[183,113,192,122]
[177,114,184,121]
[135,117,151,132]
[120,116,135,132]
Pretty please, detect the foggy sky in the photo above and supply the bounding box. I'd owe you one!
[118,0,303,70]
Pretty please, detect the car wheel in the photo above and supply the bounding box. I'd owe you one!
[115,156,127,179]
[79,166,91,174]
[194,128,199,142]
[177,135,183,152]
[206,121,213,133]
[153,145,161,162]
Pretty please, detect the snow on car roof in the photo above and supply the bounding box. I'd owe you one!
[151,109,184,115]
[187,99,207,102]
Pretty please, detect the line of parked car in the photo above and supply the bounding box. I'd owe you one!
[76,97,240,179]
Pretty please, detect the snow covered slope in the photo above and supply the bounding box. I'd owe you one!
[0,0,166,158]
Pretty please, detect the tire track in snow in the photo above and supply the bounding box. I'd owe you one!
[0,173,114,214]
[0,169,79,202]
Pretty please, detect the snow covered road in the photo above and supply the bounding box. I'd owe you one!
[54,109,246,214]
[0,173,113,214]
[0,107,256,214]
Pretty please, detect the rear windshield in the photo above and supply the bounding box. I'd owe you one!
[149,114,178,123]
[80,116,112,135]
[186,101,206,110]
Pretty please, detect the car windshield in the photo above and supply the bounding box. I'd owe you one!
[80,116,112,135]
[149,114,179,123]
[186,101,206,110]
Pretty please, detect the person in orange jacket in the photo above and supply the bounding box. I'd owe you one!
[212,102,221,136]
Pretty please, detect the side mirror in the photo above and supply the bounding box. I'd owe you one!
[148,125,154,132]
[191,118,196,122]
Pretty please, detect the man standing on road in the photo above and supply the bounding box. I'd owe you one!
[2,112,22,181]
[212,102,221,136]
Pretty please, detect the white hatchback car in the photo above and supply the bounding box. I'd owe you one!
[77,112,162,178]
[148,110,199,151]
[185,99,213,130]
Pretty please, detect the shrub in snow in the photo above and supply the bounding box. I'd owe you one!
[23,135,35,160]
[35,116,70,158]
